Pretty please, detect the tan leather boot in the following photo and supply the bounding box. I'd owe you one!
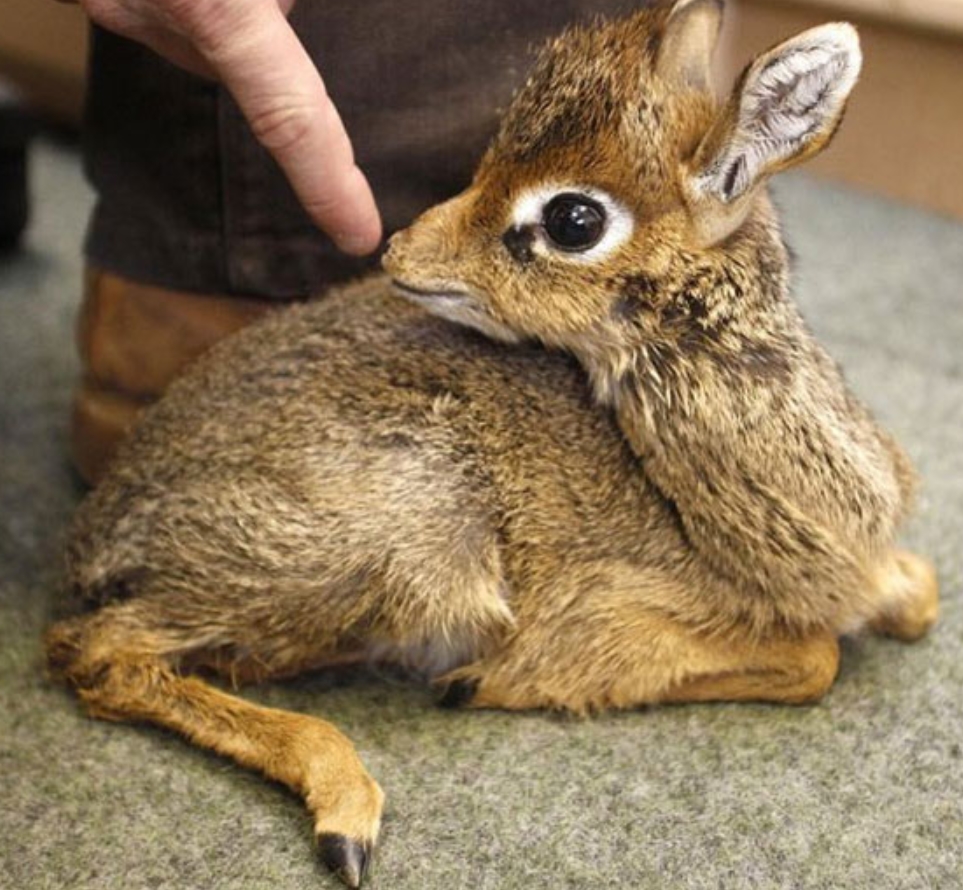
[72,267,277,485]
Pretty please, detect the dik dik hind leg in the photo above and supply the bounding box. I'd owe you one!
[868,549,939,642]
[439,587,840,713]
[45,603,382,888]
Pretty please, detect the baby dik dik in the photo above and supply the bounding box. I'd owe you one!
[46,2,938,885]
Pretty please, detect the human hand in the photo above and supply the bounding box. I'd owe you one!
[72,0,382,255]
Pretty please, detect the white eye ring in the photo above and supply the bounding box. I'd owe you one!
[510,184,634,263]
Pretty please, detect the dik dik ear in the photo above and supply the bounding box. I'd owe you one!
[685,23,861,242]
[656,0,725,91]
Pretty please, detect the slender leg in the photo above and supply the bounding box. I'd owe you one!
[438,572,841,714]
[657,632,839,705]
[445,627,840,713]
[45,606,382,889]
[868,549,939,642]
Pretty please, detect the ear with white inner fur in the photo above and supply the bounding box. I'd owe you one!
[656,0,724,91]
[685,23,861,240]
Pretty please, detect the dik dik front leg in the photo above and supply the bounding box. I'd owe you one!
[45,603,383,888]
[438,570,841,713]
[443,624,840,713]
[442,550,940,713]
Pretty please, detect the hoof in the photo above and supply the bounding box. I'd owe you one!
[437,677,479,709]
[318,833,371,888]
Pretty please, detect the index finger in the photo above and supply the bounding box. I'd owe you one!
[195,2,382,255]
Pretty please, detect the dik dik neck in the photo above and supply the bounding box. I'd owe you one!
[572,259,901,631]
[610,313,913,633]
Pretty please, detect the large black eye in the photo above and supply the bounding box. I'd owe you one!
[542,193,606,251]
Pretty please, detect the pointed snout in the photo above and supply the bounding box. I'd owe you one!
[381,191,476,289]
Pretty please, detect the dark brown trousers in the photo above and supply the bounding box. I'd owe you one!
[83,0,644,298]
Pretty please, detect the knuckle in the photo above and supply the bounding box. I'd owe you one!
[248,103,315,153]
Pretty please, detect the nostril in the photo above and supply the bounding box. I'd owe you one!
[381,233,404,271]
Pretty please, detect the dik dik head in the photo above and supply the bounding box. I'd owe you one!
[384,0,861,349]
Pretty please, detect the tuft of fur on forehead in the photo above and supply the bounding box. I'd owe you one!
[484,6,717,203]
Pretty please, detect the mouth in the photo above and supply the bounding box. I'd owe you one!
[391,279,473,306]
[391,279,521,345]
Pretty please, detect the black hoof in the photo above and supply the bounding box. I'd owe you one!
[437,677,479,709]
[318,833,371,888]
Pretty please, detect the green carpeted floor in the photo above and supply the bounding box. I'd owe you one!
[1,140,961,889]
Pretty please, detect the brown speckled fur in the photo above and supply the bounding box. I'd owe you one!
[46,3,938,884]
